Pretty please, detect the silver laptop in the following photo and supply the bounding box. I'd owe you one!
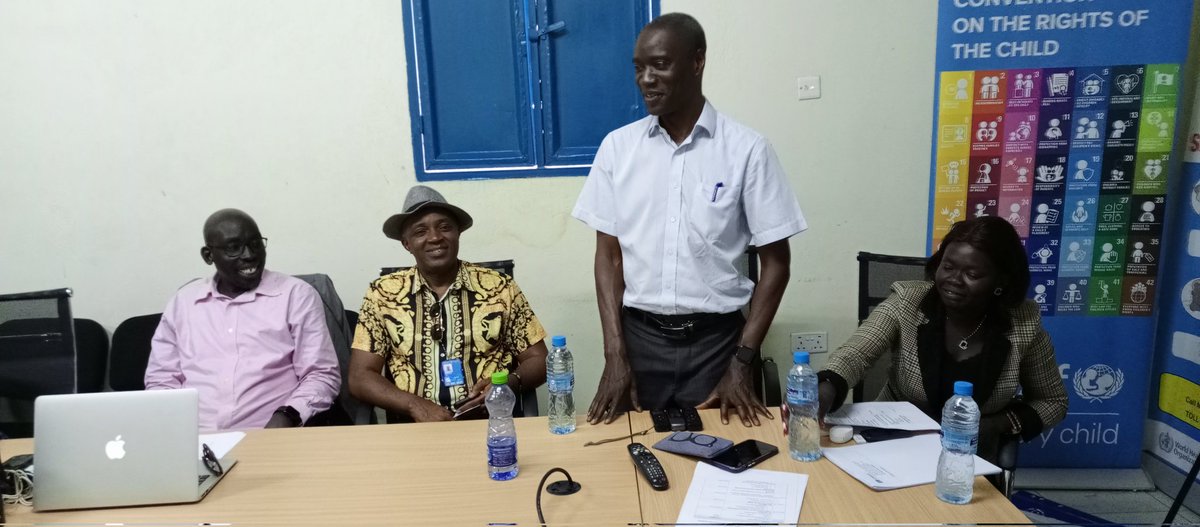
[32,389,237,511]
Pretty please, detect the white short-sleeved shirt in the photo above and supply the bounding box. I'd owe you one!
[572,101,807,315]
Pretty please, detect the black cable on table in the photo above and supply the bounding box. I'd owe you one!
[535,467,581,525]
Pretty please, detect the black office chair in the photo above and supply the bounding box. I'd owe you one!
[854,252,928,403]
[0,288,108,438]
[378,260,539,419]
[0,317,108,394]
[109,313,162,391]
[295,274,363,426]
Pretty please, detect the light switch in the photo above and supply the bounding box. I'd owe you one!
[797,75,821,100]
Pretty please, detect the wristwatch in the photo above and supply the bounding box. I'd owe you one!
[274,405,302,427]
[734,345,758,365]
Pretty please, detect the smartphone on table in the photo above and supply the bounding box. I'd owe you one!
[703,439,779,473]
[857,427,919,443]
[452,401,487,420]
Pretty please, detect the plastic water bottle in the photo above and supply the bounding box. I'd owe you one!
[546,335,576,434]
[486,371,519,481]
[786,351,821,461]
[936,380,980,504]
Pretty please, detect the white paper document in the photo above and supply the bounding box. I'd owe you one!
[199,431,245,460]
[676,462,808,525]
[823,434,1000,490]
[824,401,941,431]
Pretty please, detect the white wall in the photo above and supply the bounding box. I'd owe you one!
[0,0,937,408]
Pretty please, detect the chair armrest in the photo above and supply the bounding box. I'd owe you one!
[996,434,1020,471]
[759,357,781,407]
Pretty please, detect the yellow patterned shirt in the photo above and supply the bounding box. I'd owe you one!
[351,262,546,408]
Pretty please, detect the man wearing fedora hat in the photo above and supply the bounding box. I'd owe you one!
[348,185,548,422]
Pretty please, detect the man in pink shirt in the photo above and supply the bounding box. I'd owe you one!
[145,209,341,431]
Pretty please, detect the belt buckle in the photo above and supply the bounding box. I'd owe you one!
[658,320,694,339]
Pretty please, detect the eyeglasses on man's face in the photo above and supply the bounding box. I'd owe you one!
[207,237,268,258]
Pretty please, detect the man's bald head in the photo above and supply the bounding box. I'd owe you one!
[203,208,258,245]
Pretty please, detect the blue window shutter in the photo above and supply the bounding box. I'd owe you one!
[407,0,534,172]
[535,0,649,167]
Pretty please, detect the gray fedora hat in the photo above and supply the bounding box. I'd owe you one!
[382,185,473,241]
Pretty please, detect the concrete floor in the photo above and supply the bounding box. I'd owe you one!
[1022,489,1200,525]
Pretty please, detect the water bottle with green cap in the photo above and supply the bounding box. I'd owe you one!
[486,370,518,480]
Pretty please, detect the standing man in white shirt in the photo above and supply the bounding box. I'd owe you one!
[573,13,806,427]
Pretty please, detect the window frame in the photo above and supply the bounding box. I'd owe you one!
[400,0,659,182]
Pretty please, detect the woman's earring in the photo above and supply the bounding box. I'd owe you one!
[994,287,1004,296]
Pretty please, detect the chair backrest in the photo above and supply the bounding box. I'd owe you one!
[853,252,928,402]
[108,314,163,391]
[71,319,108,393]
[0,289,80,399]
[0,290,109,438]
[294,273,365,425]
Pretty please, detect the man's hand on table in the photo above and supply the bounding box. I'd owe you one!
[698,358,773,427]
[587,352,640,425]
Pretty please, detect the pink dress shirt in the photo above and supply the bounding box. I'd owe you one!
[145,270,341,431]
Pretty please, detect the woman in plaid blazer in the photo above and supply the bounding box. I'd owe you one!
[819,217,1068,461]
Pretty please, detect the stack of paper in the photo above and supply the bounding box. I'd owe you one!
[823,434,1000,490]
[824,401,940,431]
[676,462,808,524]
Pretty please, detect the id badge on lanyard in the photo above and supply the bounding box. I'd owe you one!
[440,358,466,387]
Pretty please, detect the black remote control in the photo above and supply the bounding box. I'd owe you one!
[628,442,669,491]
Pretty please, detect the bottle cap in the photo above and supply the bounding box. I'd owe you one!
[491,371,509,385]
[793,351,809,365]
[551,335,566,347]
[953,380,973,396]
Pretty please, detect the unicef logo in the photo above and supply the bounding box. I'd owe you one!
[1160,432,1175,454]
[1073,364,1125,401]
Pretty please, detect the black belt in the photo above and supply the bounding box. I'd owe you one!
[624,306,741,339]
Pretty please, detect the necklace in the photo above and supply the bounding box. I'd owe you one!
[956,315,987,350]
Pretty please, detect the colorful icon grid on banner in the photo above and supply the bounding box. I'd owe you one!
[933,64,1179,317]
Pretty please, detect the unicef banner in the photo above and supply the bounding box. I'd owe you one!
[929,0,1194,468]
[1144,81,1200,478]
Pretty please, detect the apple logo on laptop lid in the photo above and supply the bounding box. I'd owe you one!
[105,435,127,460]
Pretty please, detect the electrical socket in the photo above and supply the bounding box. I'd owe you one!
[796,75,821,100]
[791,331,828,353]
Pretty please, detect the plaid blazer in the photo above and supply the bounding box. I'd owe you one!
[825,280,1067,438]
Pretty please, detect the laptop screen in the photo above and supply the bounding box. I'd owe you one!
[33,389,203,510]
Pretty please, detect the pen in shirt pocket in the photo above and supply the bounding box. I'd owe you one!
[710,182,725,202]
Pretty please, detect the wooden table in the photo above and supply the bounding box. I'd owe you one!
[3,410,1034,525]
[1,416,641,526]
[630,409,1031,525]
